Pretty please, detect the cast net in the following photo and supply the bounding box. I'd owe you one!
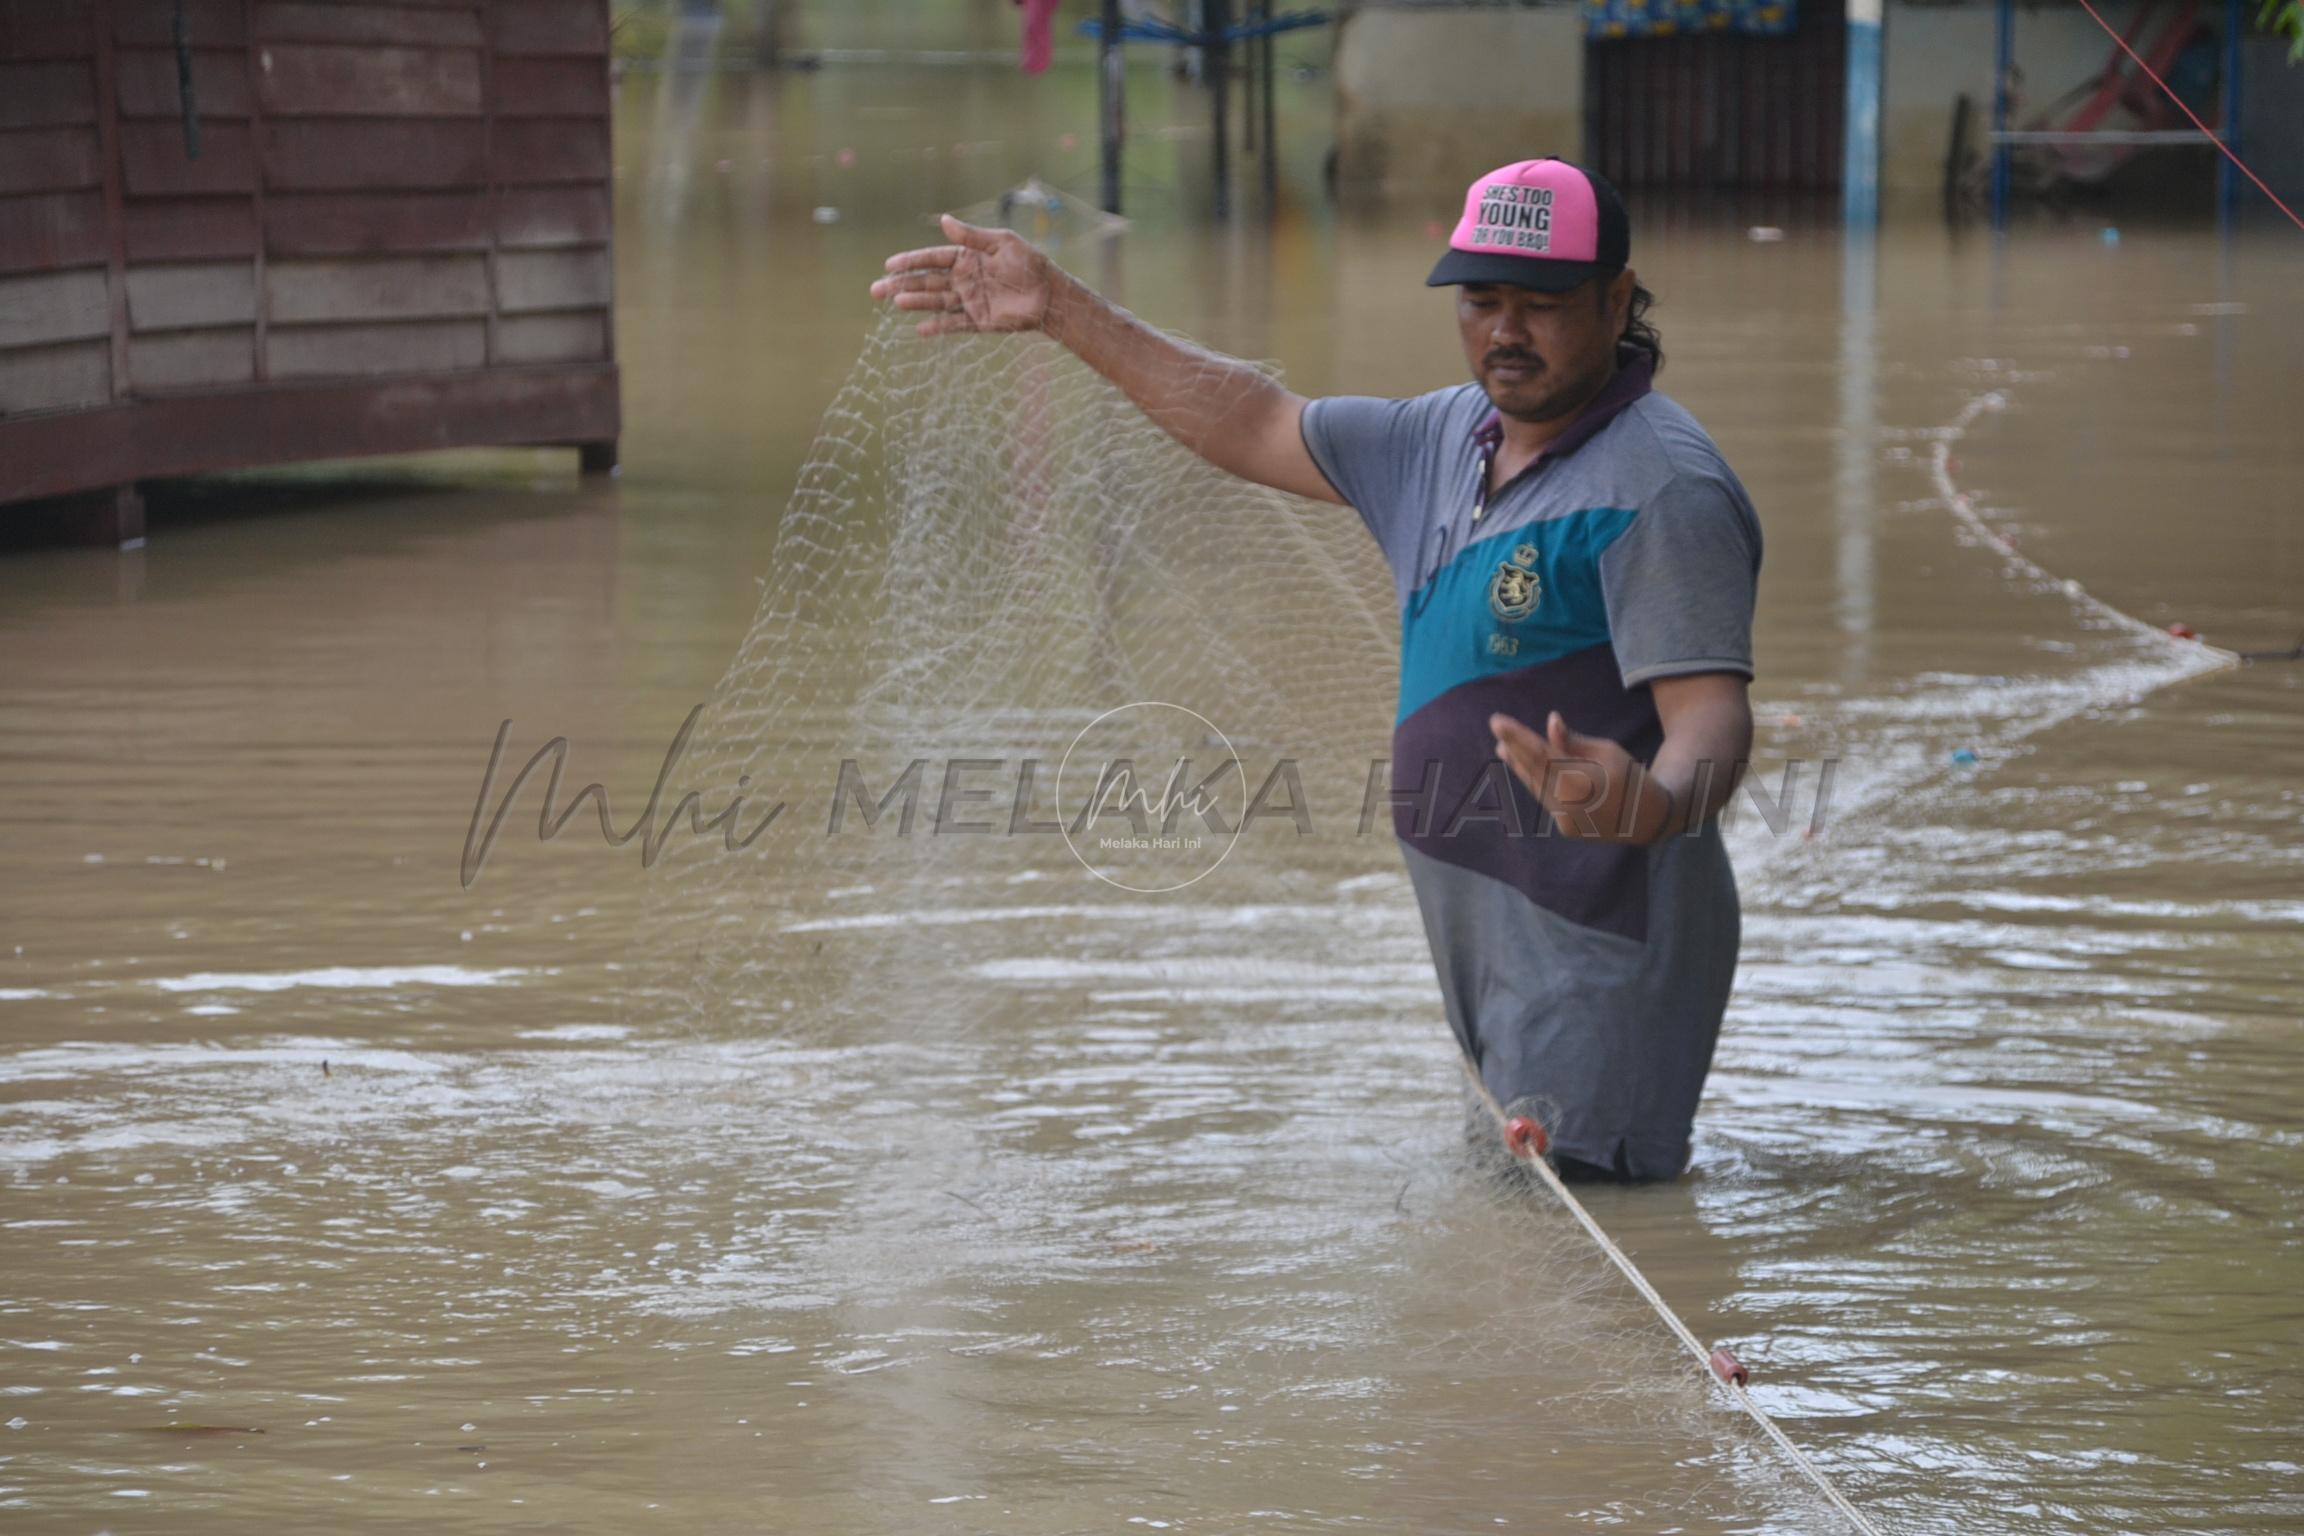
[634,306,1409,1048]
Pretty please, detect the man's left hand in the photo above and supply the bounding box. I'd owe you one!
[1488,710,1671,843]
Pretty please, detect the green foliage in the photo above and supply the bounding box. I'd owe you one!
[2263,0,2304,62]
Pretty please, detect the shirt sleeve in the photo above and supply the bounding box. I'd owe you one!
[1298,390,1449,579]
[1598,470,1763,687]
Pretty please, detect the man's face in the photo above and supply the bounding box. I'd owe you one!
[1456,271,1633,423]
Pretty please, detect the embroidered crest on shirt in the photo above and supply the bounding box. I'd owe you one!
[1488,542,1543,622]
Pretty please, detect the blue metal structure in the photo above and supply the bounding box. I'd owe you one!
[2218,0,2243,223]
[1843,0,1883,225]
[1990,0,2015,224]
[1079,6,1331,217]
[1988,0,2248,229]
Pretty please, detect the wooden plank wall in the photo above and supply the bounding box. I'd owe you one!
[0,5,113,415]
[0,0,612,416]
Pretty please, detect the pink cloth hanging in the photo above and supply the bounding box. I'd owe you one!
[1016,0,1062,75]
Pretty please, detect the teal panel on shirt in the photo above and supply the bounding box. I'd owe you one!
[1395,506,1639,726]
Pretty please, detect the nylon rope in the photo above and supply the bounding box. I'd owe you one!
[1932,389,2241,673]
[1457,1062,1891,1535]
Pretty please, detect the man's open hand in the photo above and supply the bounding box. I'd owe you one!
[868,214,1054,337]
[1489,710,1671,843]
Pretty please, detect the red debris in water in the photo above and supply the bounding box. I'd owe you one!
[1709,1347,1750,1387]
[2168,622,2198,640]
[1502,1115,1549,1159]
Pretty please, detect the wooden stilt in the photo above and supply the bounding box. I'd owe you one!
[37,484,146,548]
[1100,0,1124,213]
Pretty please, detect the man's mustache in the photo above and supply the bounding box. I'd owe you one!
[1484,350,1546,371]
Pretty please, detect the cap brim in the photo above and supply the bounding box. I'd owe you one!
[1425,248,1615,292]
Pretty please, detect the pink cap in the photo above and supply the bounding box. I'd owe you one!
[1426,158,1630,291]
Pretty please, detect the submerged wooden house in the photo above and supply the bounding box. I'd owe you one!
[0,0,619,543]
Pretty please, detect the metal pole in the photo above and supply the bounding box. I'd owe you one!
[1100,0,1124,214]
[1841,0,1881,228]
[1243,1,1259,154]
[1209,0,1231,220]
[1259,0,1277,210]
[753,0,780,66]
[2218,0,2242,226]
[1990,0,2012,229]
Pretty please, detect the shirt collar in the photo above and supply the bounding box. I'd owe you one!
[1471,347,1655,463]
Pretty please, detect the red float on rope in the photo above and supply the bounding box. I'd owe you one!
[1502,1115,1549,1159]
[1709,1347,1750,1388]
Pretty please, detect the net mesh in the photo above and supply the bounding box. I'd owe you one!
[635,309,1410,1047]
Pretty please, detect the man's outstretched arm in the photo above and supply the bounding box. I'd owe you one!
[869,214,1343,505]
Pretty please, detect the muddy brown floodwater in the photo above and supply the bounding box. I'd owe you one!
[2,64,2300,1536]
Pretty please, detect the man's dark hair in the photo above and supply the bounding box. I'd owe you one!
[1596,278,1663,373]
[1621,282,1662,373]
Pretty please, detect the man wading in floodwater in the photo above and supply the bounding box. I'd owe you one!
[870,159,1760,1182]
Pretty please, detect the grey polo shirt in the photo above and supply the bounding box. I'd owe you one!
[1300,350,1762,1177]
